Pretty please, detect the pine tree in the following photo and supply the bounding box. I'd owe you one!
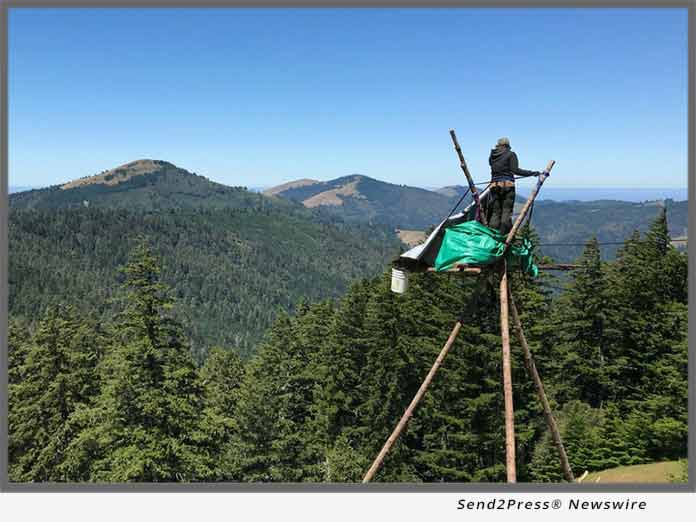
[540,238,611,407]
[225,314,293,481]
[61,239,208,481]
[352,274,421,482]
[604,211,686,405]
[228,301,334,481]
[9,306,104,481]
[196,347,245,480]
[530,401,608,481]
[311,279,374,465]
[408,273,503,482]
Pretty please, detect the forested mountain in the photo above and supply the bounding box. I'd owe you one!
[9,207,401,360]
[9,159,297,212]
[530,199,687,261]
[264,174,458,229]
[9,160,408,360]
[8,213,687,482]
[12,162,688,263]
[7,158,689,483]
[265,175,687,260]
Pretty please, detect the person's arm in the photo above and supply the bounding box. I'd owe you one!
[510,151,542,177]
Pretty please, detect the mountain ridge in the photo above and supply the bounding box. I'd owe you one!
[10,160,297,212]
[60,159,178,190]
[264,174,459,229]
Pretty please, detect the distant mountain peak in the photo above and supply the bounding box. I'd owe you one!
[11,159,294,212]
[61,159,180,190]
[263,178,319,197]
[303,177,366,208]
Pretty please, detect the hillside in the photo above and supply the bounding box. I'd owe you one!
[435,184,469,198]
[10,159,297,212]
[8,170,688,483]
[9,206,401,361]
[531,199,687,261]
[8,228,687,482]
[266,176,688,261]
[264,174,459,229]
[9,160,408,360]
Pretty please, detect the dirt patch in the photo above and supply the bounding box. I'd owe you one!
[61,160,167,190]
[303,180,365,208]
[397,229,426,246]
[263,178,319,196]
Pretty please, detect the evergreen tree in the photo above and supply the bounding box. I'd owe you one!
[228,302,334,481]
[530,401,607,482]
[9,306,104,481]
[408,274,504,482]
[7,206,688,484]
[541,238,611,407]
[352,274,421,482]
[604,212,687,406]
[310,279,375,482]
[62,240,208,481]
[196,347,245,480]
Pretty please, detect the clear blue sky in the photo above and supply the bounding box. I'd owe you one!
[9,8,688,189]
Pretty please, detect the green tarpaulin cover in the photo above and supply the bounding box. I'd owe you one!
[434,220,538,276]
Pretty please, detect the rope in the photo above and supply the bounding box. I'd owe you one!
[539,241,628,247]
[470,174,534,187]
[445,186,471,219]
[443,181,492,221]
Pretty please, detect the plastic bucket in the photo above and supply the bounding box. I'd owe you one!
[391,268,408,294]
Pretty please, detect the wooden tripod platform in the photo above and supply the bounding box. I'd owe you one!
[362,158,574,484]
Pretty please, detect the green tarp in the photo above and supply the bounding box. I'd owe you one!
[434,220,538,276]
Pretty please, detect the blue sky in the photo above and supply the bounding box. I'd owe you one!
[9,8,689,189]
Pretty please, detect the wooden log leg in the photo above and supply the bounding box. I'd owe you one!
[449,129,487,226]
[508,292,575,482]
[362,320,463,483]
[499,262,516,483]
[502,159,556,252]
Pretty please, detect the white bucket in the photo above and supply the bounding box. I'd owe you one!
[391,268,408,294]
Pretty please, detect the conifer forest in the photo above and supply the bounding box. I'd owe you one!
[7,204,688,483]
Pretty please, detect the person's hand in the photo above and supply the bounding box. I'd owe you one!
[539,170,549,177]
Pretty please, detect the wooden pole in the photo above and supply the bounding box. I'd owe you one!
[499,261,516,482]
[503,160,556,251]
[362,320,463,483]
[508,293,574,482]
[449,129,487,226]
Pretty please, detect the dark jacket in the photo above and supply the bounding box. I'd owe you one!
[489,145,539,183]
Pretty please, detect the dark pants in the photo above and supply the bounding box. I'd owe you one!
[486,183,515,235]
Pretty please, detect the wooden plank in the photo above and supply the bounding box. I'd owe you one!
[508,292,575,482]
[362,320,464,483]
[499,261,516,483]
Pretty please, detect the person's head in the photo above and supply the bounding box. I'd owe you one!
[496,137,510,148]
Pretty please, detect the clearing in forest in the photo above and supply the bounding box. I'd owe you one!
[584,461,684,483]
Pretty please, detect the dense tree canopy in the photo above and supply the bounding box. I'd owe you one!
[10,207,400,360]
[8,212,688,483]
